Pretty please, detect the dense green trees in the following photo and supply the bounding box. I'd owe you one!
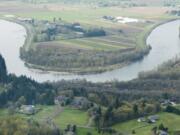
[0,54,56,106]
[0,54,7,82]
[21,46,151,73]
[170,10,180,16]
[0,75,55,106]
[165,106,180,115]
[84,28,106,37]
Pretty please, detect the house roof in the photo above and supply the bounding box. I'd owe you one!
[148,115,159,120]
[160,131,168,135]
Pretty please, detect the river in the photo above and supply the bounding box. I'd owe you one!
[0,20,180,82]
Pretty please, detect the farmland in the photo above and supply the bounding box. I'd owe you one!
[54,107,88,129]
[39,35,135,51]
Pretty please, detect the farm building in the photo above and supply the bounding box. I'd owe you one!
[17,17,34,23]
[159,130,168,135]
[161,100,176,106]
[137,117,146,122]
[148,115,159,123]
[54,95,70,105]
[19,105,36,115]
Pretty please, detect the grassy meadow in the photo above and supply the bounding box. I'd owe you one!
[54,107,89,129]
[112,112,180,135]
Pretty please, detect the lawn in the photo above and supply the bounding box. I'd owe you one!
[77,127,100,135]
[58,38,126,51]
[30,105,56,120]
[112,112,180,135]
[175,104,180,110]
[54,107,89,129]
[0,108,8,117]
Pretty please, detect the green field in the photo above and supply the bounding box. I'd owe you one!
[54,107,89,129]
[77,127,100,135]
[0,109,8,118]
[112,112,180,135]
[56,37,132,51]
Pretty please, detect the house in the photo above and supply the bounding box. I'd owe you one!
[17,17,33,23]
[54,95,70,105]
[103,16,115,21]
[160,130,168,135]
[137,117,146,122]
[74,25,82,30]
[19,105,36,115]
[72,23,84,32]
[65,131,75,135]
[148,115,159,123]
[161,100,176,106]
